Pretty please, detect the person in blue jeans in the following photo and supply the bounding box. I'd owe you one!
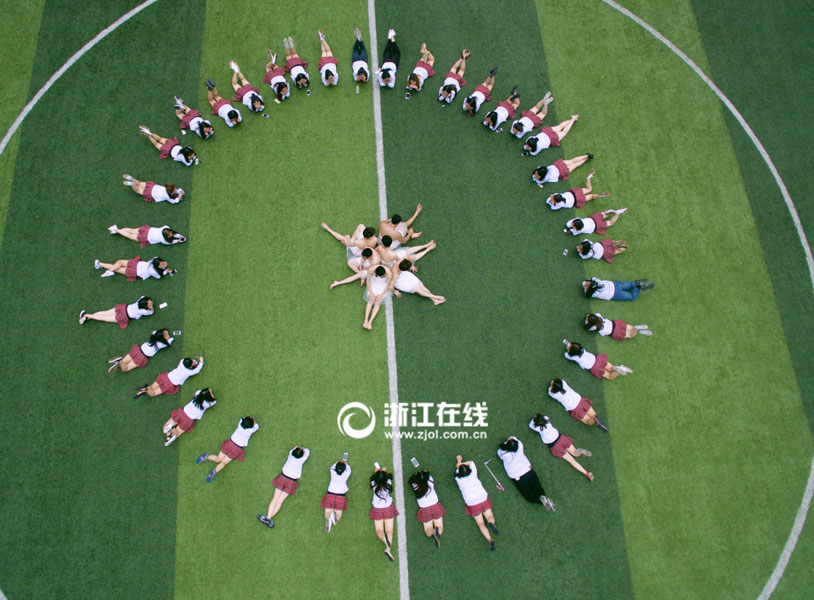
[351,27,370,83]
[582,277,654,301]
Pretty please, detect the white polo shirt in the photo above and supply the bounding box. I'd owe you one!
[281,447,310,480]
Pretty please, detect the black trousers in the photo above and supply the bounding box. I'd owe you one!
[352,39,368,63]
[512,469,546,503]
[382,39,400,67]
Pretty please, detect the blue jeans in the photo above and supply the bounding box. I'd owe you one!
[611,281,640,301]
[352,40,368,63]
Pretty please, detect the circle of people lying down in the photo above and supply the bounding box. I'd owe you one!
[73,28,656,558]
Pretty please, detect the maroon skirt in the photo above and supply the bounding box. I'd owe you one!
[284,57,308,73]
[589,353,609,379]
[159,137,179,159]
[539,127,561,147]
[571,188,586,208]
[137,225,150,248]
[414,60,435,77]
[496,99,517,119]
[128,343,149,368]
[263,68,285,84]
[141,181,155,201]
[464,497,492,517]
[550,434,573,458]
[321,492,348,510]
[232,84,259,103]
[114,303,130,329]
[444,71,466,88]
[180,109,201,129]
[124,257,140,281]
[369,504,399,520]
[272,473,299,495]
[611,319,628,341]
[521,110,543,129]
[589,212,607,234]
[156,372,180,395]
[600,238,616,263]
[473,83,492,101]
[417,501,446,522]
[171,407,196,432]
[553,158,570,181]
[220,438,245,461]
[210,98,230,114]
[570,397,593,420]
[318,56,338,69]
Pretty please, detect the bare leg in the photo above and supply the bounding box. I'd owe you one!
[404,203,422,227]
[267,488,289,518]
[321,222,351,245]
[98,259,129,275]
[433,518,444,535]
[84,308,117,323]
[562,451,591,477]
[406,243,435,262]
[602,212,620,227]
[331,271,365,289]
[472,514,493,542]
[552,114,579,140]
[363,298,376,330]
[118,355,138,372]
[115,228,141,242]
[363,299,384,330]
[625,324,639,338]
[563,154,591,174]
[145,381,163,397]
[613,240,627,254]
[415,284,445,305]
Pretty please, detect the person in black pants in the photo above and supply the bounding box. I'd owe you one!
[352,27,370,83]
[378,28,400,88]
[497,436,557,511]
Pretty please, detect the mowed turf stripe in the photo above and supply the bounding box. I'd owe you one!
[173,3,397,599]
[0,1,206,597]
[0,0,45,248]
[539,1,814,598]
[691,1,814,595]
[375,1,633,598]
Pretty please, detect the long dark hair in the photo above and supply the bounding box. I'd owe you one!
[566,342,584,357]
[455,463,471,478]
[192,387,214,409]
[499,438,519,453]
[584,313,603,331]
[584,279,601,298]
[549,378,564,394]
[408,470,430,498]
[137,296,152,310]
[147,328,170,348]
[370,470,392,500]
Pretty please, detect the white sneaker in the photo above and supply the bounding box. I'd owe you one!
[270,52,277,65]
[108,225,117,234]
[616,365,632,375]
[163,421,173,434]
[78,310,87,325]
[329,511,337,526]
[229,60,239,73]
[577,448,592,457]
[101,270,115,278]
[173,95,183,107]
[388,28,395,41]
[543,91,553,104]
[139,126,151,135]
[164,434,177,447]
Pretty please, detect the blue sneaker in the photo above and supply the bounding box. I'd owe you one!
[257,515,274,528]
[196,453,209,464]
[206,470,216,483]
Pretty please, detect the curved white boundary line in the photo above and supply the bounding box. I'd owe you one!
[367,3,410,598]
[602,2,814,598]
[0,0,160,158]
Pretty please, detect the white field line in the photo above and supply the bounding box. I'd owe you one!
[0,0,161,158]
[602,2,814,598]
[367,3,410,599]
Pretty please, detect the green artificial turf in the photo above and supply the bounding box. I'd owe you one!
[539,0,814,597]
[172,2,397,599]
[0,0,45,249]
[0,1,813,599]
[0,1,206,597]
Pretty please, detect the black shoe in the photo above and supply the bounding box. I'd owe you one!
[595,416,609,433]
[433,528,441,549]
[257,514,274,528]
[384,549,394,562]
[489,540,496,551]
[489,65,498,77]
[634,279,649,287]
[487,522,499,536]
[205,78,215,90]
[635,280,655,290]
[587,153,594,160]
[510,84,518,96]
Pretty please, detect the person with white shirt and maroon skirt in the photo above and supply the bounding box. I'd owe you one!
[529,414,593,481]
[563,340,632,380]
[196,416,259,483]
[322,460,351,532]
[257,446,311,529]
[107,328,173,373]
[548,378,608,432]
[369,467,399,562]
[133,356,204,399]
[497,436,556,511]
[162,387,216,447]
[454,455,499,551]
[408,469,444,548]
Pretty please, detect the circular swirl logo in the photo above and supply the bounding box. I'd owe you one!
[336,402,376,439]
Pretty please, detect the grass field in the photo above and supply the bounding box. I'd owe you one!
[1,1,813,599]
